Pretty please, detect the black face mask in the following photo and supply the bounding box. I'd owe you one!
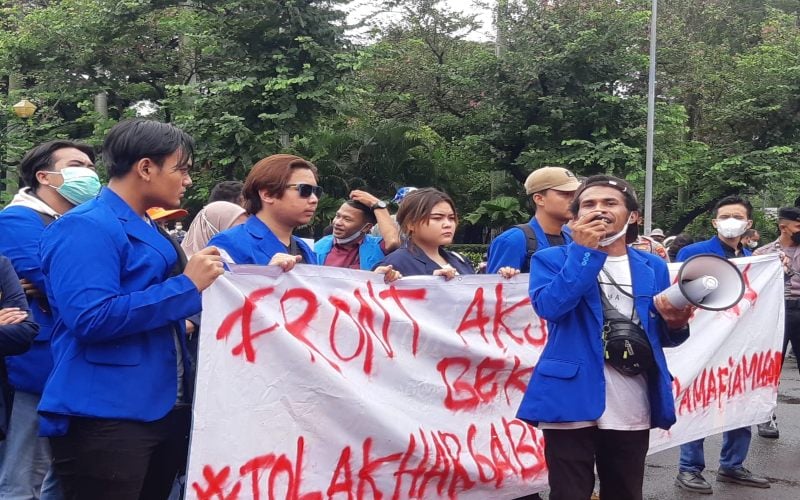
[791,231,800,245]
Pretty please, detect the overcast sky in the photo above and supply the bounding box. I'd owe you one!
[343,0,496,42]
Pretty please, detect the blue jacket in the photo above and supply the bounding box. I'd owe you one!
[208,215,316,266]
[315,234,384,270]
[676,235,751,263]
[375,245,475,276]
[0,206,56,393]
[516,243,689,430]
[38,188,202,435]
[487,218,573,273]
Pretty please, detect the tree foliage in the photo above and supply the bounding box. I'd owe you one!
[2,0,800,238]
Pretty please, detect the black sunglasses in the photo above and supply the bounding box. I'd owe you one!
[287,183,323,198]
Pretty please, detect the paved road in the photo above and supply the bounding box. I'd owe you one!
[538,356,800,499]
[643,357,800,499]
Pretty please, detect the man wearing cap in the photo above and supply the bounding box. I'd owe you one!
[517,175,693,499]
[752,207,800,439]
[649,228,666,243]
[316,190,401,270]
[0,140,100,499]
[674,195,769,493]
[487,166,580,273]
[147,207,189,243]
[147,207,188,224]
[631,225,670,262]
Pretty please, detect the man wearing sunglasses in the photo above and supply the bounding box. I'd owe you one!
[208,154,321,270]
[315,190,401,271]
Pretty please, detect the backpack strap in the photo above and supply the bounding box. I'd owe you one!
[36,211,56,226]
[514,223,538,273]
[156,224,188,277]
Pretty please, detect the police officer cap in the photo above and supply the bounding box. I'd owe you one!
[778,207,800,222]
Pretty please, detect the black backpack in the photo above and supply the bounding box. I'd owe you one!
[515,223,538,273]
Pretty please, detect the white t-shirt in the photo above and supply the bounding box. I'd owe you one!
[539,254,651,431]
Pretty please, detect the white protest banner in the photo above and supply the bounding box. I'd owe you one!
[649,254,784,452]
[186,254,783,499]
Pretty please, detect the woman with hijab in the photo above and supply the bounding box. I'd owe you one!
[181,201,247,258]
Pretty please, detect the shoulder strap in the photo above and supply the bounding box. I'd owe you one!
[37,211,56,226]
[448,250,466,264]
[156,224,188,277]
[515,223,538,273]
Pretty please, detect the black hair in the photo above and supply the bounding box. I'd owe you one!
[19,140,95,190]
[103,119,194,178]
[712,195,753,219]
[208,180,244,204]
[344,200,377,225]
[742,228,758,238]
[569,174,640,215]
[667,233,695,262]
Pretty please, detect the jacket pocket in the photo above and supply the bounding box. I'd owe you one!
[536,359,580,379]
[84,342,142,366]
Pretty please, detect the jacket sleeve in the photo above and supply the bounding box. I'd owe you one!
[487,229,526,274]
[40,216,202,344]
[651,256,690,347]
[530,243,607,322]
[0,210,49,292]
[0,256,38,356]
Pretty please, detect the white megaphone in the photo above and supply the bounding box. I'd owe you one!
[657,254,745,311]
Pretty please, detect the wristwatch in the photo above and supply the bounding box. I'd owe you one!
[371,200,388,210]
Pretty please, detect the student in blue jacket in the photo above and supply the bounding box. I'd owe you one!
[517,175,693,500]
[210,156,402,287]
[38,119,225,499]
[674,195,769,494]
[209,154,320,271]
[487,166,580,273]
[0,139,99,499]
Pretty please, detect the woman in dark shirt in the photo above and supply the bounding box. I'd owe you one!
[376,188,517,279]
[0,254,39,439]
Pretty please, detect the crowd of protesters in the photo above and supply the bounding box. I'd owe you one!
[0,119,795,500]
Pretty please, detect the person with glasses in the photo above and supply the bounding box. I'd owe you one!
[209,155,404,284]
[208,154,322,270]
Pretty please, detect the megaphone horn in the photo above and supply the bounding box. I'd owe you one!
[657,254,745,311]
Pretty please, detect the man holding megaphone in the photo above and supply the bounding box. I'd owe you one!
[517,175,695,500]
[674,195,771,494]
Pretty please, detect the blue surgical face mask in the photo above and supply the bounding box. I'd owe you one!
[334,224,370,245]
[43,167,101,205]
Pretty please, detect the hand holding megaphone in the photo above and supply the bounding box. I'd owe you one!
[656,254,745,311]
[654,294,695,330]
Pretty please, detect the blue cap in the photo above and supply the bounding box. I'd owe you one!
[392,187,418,203]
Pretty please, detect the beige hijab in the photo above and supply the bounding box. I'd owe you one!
[181,201,247,257]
